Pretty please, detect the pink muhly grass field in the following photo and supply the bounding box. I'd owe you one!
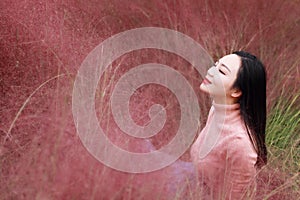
[1,0,299,199]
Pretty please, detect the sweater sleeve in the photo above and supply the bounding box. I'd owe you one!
[224,136,257,200]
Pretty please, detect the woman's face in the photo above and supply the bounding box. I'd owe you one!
[200,54,241,104]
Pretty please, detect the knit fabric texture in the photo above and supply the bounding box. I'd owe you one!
[190,102,257,200]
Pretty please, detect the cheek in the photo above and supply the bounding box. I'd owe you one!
[214,78,235,94]
[220,75,237,88]
[214,76,229,88]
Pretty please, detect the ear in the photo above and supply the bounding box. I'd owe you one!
[231,89,242,98]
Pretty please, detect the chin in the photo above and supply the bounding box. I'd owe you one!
[200,83,210,94]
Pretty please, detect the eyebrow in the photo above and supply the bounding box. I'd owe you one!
[220,63,231,72]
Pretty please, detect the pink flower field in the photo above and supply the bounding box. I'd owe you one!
[1,0,299,199]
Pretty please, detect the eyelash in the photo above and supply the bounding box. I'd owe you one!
[213,63,226,75]
[219,69,226,75]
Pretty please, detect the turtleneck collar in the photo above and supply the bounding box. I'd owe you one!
[212,101,241,123]
[212,101,240,112]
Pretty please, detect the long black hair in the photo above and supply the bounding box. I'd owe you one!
[232,51,267,168]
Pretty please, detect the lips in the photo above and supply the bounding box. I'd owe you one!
[202,77,212,84]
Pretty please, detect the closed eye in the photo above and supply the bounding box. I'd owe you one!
[219,69,226,75]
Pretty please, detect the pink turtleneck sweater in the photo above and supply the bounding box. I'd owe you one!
[190,102,257,200]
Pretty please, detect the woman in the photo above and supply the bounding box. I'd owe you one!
[190,51,268,199]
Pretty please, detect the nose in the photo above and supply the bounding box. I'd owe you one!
[207,66,216,76]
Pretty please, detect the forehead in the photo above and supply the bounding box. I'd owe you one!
[219,54,241,72]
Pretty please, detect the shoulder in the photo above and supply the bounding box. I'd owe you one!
[225,133,257,166]
[226,133,256,154]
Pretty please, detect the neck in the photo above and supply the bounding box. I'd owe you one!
[211,96,238,105]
